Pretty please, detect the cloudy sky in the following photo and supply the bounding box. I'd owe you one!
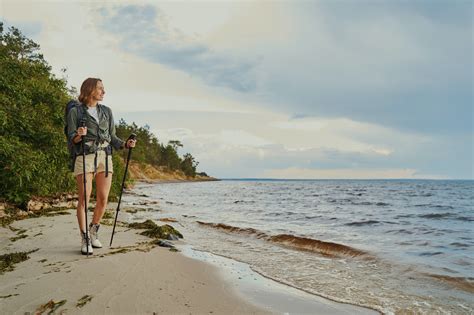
[2,0,472,179]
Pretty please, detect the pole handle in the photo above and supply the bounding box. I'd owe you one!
[128,133,137,140]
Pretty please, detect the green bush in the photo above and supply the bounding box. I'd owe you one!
[0,23,75,206]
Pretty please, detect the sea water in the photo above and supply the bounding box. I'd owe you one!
[126,179,473,314]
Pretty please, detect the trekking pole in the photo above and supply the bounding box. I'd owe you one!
[81,118,90,256]
[110,133,137,247]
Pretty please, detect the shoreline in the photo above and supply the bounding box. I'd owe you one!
[180,246,379,315]
[135,177,220,184]
[0,201,377,314]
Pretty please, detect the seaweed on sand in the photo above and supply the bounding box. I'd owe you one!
[9,229,28,242]
[1,207,71,227]
[0,293,19,299]
[9,234,27,242]
[0,249,38,275]
[140,224,183,239]
[108,248,131,255]
[76,295,93,308]
[128,219,157,229]
[128,220,183,240]
[35,299,67,314]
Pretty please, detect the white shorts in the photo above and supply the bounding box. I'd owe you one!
[74,150,113,176]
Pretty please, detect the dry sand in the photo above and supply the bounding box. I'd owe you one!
[0,207,378,314]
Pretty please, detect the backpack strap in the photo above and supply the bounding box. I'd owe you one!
[76,103,86,127]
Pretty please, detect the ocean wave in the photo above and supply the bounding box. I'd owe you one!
[386,229,414,235]
[268,234,369,258]
[456,216,474,222]
[327,198,353,203]
[341,200,392,206]
[419,251,444,256]
[196,220,474,295]
[394,214,415,219]
[347,192,364,196]
[196,222,268,238]
[304,215,321,219]
[414,204,455,210]
[351,201,373,206]
[233,200,256,204]
[418,213,454,219]
[345,220,381,226]
[196,221,370,258]
[424,274,474,294]
[450,242,470,248]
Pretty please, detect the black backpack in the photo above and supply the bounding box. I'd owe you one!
[64,100,85,170]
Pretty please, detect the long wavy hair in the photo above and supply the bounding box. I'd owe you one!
[78,78,102,105]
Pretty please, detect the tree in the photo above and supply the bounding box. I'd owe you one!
[180,153,199,177]
[161,142,181,170]
[0,23,74,205]
[168,140,183,151]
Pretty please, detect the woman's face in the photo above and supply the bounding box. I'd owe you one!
[92,81,105,102]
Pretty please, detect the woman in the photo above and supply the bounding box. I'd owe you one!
[67,78,136,255]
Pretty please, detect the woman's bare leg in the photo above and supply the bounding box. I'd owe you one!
[92,171,112,224]
[76,173,94,232]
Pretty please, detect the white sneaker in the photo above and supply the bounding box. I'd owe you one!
[81,231,93,255]
[89,223,103,248]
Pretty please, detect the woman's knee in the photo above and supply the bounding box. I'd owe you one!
[95,197,107,209]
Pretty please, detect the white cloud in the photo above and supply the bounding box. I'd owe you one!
[371,148,393,156]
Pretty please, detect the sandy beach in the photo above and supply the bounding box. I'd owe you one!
[0,203,377,315]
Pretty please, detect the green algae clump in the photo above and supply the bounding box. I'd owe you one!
[129,220,183,240]
[0,249,37,275]
[128,219,157,229]
[140,224,183,239]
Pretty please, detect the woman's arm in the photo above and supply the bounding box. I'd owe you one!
[67,107,80,144]
[107,108,126,150]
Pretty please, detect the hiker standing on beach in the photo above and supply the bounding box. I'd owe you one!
[66,78,136,255]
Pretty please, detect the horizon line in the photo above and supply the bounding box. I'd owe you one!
[218,177,474,181]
